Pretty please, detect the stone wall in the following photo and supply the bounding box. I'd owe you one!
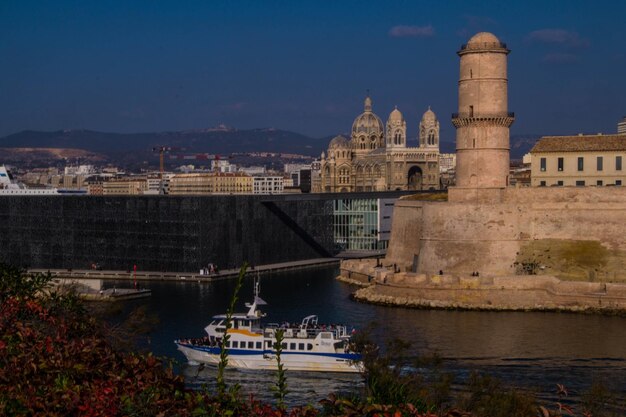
[386,187,626,281]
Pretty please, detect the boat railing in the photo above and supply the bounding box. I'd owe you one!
[263,322,352,340]
[176,336,218,347]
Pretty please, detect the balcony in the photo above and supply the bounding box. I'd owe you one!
[452,112,515,119]
[451,112,515,128]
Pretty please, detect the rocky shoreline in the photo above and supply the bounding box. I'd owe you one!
[337,262,626,315]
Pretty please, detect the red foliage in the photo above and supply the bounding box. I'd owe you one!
[0,294,462,417]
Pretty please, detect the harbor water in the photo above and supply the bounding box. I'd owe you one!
[109,265,626,406]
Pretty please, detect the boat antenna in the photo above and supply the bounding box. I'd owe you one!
[246,274,267,317]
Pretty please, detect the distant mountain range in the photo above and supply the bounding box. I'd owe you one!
[0,127,539,166]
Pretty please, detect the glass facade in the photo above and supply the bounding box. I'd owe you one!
[333,198,387,251]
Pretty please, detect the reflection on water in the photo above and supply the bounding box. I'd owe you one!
[182,365,362,405]
[110,266,626,405]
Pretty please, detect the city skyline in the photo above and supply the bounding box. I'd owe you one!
[1,0,625,141]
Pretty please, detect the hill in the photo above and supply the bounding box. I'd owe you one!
[0,128,540,166]
[0,127,330,156]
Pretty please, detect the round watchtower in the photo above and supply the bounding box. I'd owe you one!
[452,32,514,188]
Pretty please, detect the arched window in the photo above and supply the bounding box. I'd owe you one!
[394,131,402,145]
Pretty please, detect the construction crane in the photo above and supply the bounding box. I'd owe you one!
[152,146,176,194]
[152,147,234,193]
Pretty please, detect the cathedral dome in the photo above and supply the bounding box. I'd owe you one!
[328,135,350,149]
[352,96,384,136]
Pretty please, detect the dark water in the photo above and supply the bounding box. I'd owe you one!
[109,266,626,406]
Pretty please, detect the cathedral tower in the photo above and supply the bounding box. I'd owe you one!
[452,32,514,188]
[386,106,406,148]
[419,107,439,150]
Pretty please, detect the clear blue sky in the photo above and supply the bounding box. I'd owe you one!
[1,0,625,142]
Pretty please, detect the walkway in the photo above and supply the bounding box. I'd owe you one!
[28,258,340,283]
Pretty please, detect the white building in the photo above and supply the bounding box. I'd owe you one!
[211,159,237,173]
[64,165,95,176]
[284,163,311,173]
[253,176,284,194]
[240,166,267,176]
[619,116,626,135]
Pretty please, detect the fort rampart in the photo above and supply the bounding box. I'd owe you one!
[385,187,626,281]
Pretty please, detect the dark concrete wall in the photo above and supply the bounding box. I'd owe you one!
[0,195,331,272]
[0,192,413,272]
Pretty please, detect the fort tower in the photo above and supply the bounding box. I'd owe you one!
[452,32,514,188]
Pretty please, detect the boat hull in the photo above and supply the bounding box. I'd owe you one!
[176,343,361,373]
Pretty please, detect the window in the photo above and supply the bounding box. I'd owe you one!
[232,341,238,348]
[539,181,546,186]
[256,342,262,349]
[248,341,254,349]
[577,157,584,171]
[576,180,585,186]
[281,342,287,350]
[617,180,622,186]
[540,157,546,172]
[597,156,603,171]
[558,157,564,171]
[307,344,313,351]
[597,180,603,186]
[226,341,231,348]
[617,156,623,171]
[557,181,563,186]
[290,343,296,350]
[299,343,305,350]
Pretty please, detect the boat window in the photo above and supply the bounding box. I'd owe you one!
[232,341,238,348]
[307,344,313,351]
[289,343,296,350]
[256,342,262,349]
[248,341,254,349]
[281,342,287,350]
[298,343,305,350]
[266,341,272,348]
[225,341,230,348]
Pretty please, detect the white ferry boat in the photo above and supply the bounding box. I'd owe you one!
[175,282,361,373]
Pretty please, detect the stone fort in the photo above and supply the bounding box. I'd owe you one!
[382,32,626,282]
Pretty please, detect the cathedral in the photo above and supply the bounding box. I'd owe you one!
[318,96,440,192]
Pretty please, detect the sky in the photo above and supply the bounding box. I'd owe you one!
[1,0,625,142]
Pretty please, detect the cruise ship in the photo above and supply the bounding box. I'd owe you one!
[0,165,59,195]
[175,281,362,373]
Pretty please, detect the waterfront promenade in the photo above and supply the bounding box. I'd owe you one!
[28,257,340,282]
